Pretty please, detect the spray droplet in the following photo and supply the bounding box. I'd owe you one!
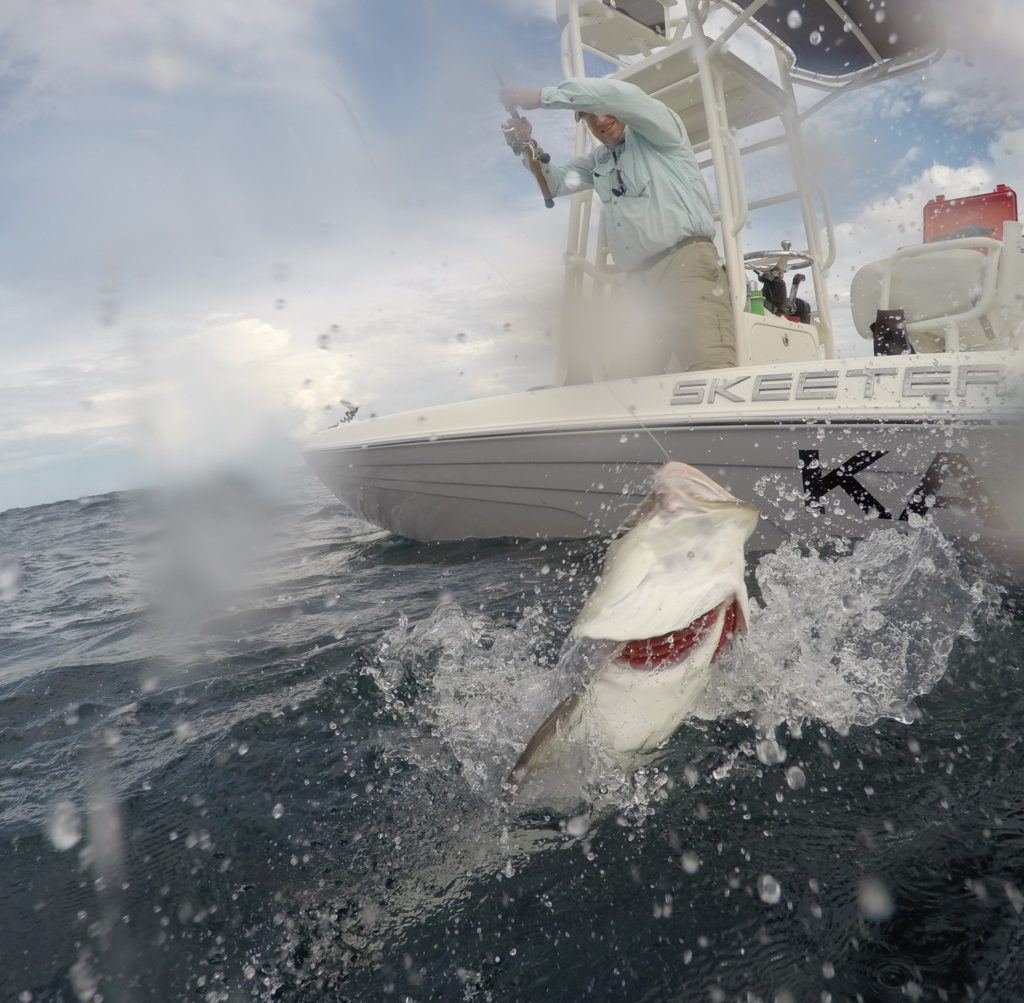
[787,10,803,29]
[786,765,807,789]
[681,851,700,874]
[48,801,82,850]
[809,29,822,45]
[758,874,782,904]
[272,803,285,819]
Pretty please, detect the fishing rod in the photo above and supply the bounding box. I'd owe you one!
[496,70,555,209]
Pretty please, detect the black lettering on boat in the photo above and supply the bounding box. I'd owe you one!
[898,453,1007,529]
[800,450,892,519]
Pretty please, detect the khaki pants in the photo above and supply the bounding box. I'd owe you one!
[601,241,736,379]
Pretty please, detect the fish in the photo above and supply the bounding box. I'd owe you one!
[508,462,759,798]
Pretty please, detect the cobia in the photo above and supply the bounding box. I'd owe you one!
[509,462,759,797]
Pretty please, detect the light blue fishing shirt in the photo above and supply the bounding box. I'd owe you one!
[529,77,715,271]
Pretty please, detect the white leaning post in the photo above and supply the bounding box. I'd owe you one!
[775,47,835,359]
[684,0,750,364]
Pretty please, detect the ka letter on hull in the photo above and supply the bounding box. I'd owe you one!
[509,462,759,799]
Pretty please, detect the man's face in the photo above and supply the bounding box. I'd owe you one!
[579,112,626,146]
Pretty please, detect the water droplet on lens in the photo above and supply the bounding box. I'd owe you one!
[681,851,700,874]
[456,332,468,342]
[786,765,807,790]
[809,29,822,45]
[787,10,803,29]
[862,609,885,632]
[841,593,861,613]
[48,801,82,850]
[756,738,787,765]
[0,557,21,600]
[758,873,782,904]
[932,635,953,657]
[565,814,589,838]
[858,876,895,919]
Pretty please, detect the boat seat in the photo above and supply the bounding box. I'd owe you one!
[850,248,1010,352]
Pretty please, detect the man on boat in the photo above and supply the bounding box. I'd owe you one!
[501,78,735,379]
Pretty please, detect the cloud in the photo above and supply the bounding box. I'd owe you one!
[0,0,344,122]
[486,0,558,22]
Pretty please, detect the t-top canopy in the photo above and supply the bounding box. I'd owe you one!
[730,0,945,76]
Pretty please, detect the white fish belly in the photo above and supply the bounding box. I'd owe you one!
[584,616,726,755]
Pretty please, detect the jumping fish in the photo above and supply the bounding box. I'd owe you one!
[509,462,758,796]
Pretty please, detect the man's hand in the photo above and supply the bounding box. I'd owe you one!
[502,114,533,147]
[500,87,542,112]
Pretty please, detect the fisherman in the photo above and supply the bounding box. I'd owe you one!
[501,78,735,378]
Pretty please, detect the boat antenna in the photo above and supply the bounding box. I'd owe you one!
[602,384,673,465]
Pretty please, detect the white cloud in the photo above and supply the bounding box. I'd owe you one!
[0,0,344,121]
[486,0,557,22]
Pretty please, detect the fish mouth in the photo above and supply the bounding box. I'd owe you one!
[616,599,741,669]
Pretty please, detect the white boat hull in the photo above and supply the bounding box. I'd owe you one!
[304,355,1020,551]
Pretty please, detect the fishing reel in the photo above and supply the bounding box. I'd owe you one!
[500,115,551,164]
[500,112,555,208]
[744,241,813,323]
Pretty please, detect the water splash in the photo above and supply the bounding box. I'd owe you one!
[369,601,567,796]
[699,525,1001,731]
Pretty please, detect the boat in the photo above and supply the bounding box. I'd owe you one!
[304,0,1022,551]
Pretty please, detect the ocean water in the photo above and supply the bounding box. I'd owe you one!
[1,470,1023,1002]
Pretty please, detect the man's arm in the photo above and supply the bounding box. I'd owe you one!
[542,78,685,149]
[532,153,596,198]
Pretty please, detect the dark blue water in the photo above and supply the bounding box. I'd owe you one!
[2,471,1022,1002]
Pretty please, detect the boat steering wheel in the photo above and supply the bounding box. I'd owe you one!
[743,248,813,273]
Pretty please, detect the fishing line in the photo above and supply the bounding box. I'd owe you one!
[602,383,673,465]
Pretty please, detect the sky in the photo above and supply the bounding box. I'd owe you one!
[0,0,1021,511]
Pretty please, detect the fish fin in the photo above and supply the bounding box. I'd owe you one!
[508,692,582,790]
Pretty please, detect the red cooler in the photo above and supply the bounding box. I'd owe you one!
[923,184,1018,243]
